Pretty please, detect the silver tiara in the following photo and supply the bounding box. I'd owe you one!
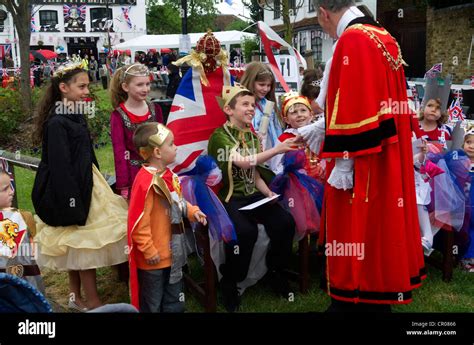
[121,63,150,82]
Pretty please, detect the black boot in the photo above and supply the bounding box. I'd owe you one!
[268,270,291,299]
[325,298,359,313]
[220,277,240,313]
[357,302,392,313]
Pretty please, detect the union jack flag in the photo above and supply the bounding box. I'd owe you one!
[122,6,132,29]
[448,98,464,122]
[167,67,233,174]
[452,88,463,105]
[63,4,86,21]
[424,63,442,79]
[31,15,37,32]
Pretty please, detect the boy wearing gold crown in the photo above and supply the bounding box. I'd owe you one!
[269,92,325,242]
[127,123,207,312]
[208,84,298,312]
[274,92,326,181]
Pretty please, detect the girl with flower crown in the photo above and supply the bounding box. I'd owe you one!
[32,62,129,311]
[109,63,163,201]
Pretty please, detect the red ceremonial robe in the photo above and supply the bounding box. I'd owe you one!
[127,167,154,309]
[320,20,425,304]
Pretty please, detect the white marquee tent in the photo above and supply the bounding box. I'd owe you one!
[113,30,256,61]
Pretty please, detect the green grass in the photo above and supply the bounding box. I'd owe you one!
[11,144,474,312]
[183,251,474,313]
[40,251,474,313]
[14,166,36,214]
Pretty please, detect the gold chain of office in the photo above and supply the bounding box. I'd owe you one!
[348,24,407,71]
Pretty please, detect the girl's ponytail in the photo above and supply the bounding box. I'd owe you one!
[109,66,128,109]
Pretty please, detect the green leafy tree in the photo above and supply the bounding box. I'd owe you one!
[259,0,305,45]
[242,36,259,63]
[146,3,181,34]
[147,0,217,34]
[242,0,263,22]
[225,18,253,32]
[0,0,32,116]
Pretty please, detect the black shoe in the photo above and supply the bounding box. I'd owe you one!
[220,278,240,313]
[268,271,291,299]
[356,303,392,313]
[325,298,359,313]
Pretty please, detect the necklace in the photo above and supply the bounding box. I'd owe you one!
[348,24,406,71]
[224,122,256,194]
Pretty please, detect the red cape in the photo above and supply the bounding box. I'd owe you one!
[127,167,154,309]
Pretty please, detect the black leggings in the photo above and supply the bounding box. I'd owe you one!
[221,193,295,283]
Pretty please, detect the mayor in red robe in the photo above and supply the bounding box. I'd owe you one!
[315,2,425,308]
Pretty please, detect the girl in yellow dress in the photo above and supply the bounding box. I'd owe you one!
[32,62,128,311]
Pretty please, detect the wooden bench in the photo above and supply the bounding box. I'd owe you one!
[182,223,312,312]
[424,228,455,282]
[183,224,217,312]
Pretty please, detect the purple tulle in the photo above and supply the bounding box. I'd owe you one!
[427,150,471,231]
[270,150,324,240]
[180,156,237,243]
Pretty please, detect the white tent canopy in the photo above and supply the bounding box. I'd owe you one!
[113,30,255,60]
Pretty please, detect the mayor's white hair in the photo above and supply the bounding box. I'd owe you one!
[313,0,355,12]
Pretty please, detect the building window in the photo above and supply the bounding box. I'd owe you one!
[311,31,322,62]
[0,10,7,33]
[309,0,315,12]
[39,10,59,32]
[90,7,113,32]
[289,0,296,11]
[300,32,307,54]
[274,0,281,19]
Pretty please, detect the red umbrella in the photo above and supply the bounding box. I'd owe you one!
[36,49,58,60]
[160,48,172,54]
[30,49,57,61]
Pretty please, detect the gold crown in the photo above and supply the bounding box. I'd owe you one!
[53,60,87,78]
[216,83,251,109]
[281,91,311,117]
[148,124,171,147]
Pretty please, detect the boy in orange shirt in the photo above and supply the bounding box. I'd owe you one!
[127,122,207,312]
